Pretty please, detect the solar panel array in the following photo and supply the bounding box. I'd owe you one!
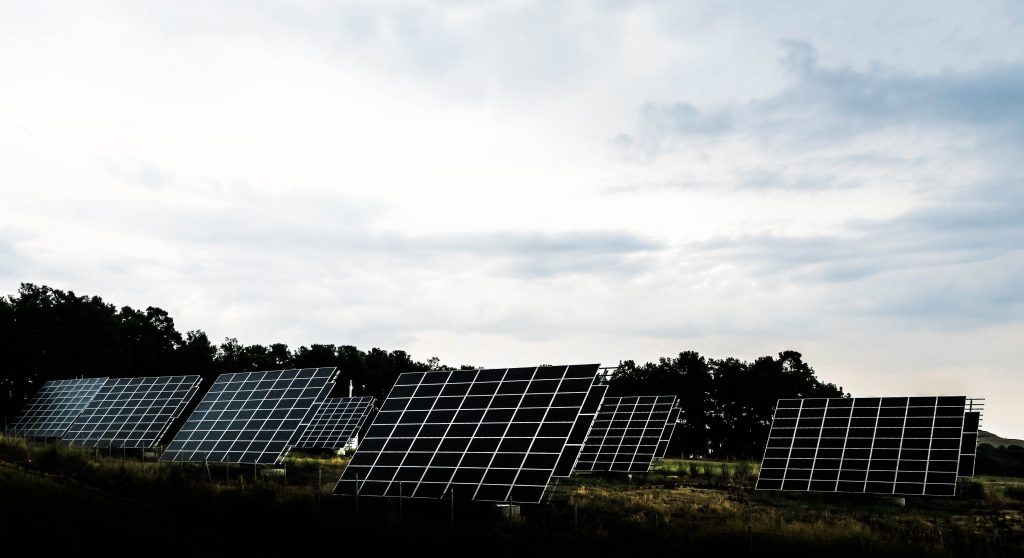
[293,396,375,450]
[160,367,338,464]
[756,396,971,496]
[62,375,202,448]
[575,395,678,473]
[334,364,604,504]
[8,377,109,438]
[656,405,681,458]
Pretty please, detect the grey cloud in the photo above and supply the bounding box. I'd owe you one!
[637,102,733,137]
[104,158,176,190]
[624,40,1024,162]
[0,241,22,278]
[193,218,663,279]
[0,229,31,280]
[415,231,663,278]
[93,189,662,280]
[689,179,1024,327]
[740,169,849,191]
[770,39,1024,132]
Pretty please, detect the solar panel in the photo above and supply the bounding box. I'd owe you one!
[159,367,338,465]
[958,409,980,477]
[756,396,972,496]
[293,396,375,450]
[656,404,681,459]
[552,384,607,476]
[61,375,202,448]
[8,377,109,438]
[575,395,678,473]
[334,364,604,504]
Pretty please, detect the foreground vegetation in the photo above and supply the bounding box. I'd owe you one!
[1,436,1021,556]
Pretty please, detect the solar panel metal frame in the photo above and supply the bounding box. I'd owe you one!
[292,396,376,450]
[159,367,338,465]
[334,364,604,504]
[756,396,970,496]
[551,383,608,477]
[8,377,109,438]
[575,395,678,473]
[656,404,681,459]
[61,375,202,449]
[958,409,980,478]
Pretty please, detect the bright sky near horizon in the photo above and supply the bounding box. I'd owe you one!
[1,2,1021,437]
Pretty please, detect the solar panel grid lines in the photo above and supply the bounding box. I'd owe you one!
[756,396,970,497]
[334,364,603,504]
[293,396,375,450]
[861,399,883,494]
[551,382,607,477]
[618,399,643,471]
[576,396,621,473]
[159,367,338,465]
[62,375,202,448]
[958,411,981,477]
[624,397,664,471]
[923,398,939,490]
[576,395,677,473]
[656,404,680,458]
[8,377,109,438]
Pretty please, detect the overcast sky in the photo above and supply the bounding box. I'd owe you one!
[1,1,1021,436]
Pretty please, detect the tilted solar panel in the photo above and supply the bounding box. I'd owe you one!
[62,375,202,448]
[552,384,607,477]
[575,395,677,473]
[958,410,980,478]
[756,396,971,496]
[656,404,680,459]
[334,364,604,504]
[293,396,375,450]
[159,367,337,465]
[8,377,109,438]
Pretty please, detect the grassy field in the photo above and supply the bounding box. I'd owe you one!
[1,436,1021,556]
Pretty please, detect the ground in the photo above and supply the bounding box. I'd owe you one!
[0,437,1021,556]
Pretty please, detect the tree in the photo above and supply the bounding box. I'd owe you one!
[179,330,216,377]
[117,306,183,375]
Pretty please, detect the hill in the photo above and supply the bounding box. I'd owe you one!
[980,430,1024,448]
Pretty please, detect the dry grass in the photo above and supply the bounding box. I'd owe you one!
[2,435,1023,556]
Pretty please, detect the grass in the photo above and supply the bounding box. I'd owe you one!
[1,435,1023,556]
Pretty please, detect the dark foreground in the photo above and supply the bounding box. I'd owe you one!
[0,436,1021,557]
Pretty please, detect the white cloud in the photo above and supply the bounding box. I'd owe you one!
[1,1,1022,436]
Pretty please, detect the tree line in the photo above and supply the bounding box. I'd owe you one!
[1,283,845,459]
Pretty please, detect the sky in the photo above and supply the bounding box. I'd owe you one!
[1,1,1021,437]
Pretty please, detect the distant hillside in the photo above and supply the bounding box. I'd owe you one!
[979,430,1024,448]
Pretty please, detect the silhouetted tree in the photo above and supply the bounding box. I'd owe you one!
[1,282,850,459]
[117,306,183,375]
[612,350,846,459]
[179,330,216,377]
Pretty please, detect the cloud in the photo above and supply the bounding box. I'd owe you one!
[0,229,30,280]
[688,178,1024,327]
[104,158,176,190]
[184,216,664,279]
[624,40,1024,164]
